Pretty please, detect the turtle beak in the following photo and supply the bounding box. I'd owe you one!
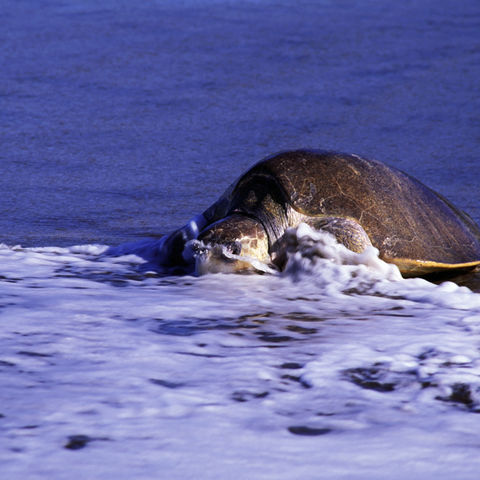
[192,214,272,274]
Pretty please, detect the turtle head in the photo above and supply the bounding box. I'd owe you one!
[193,214,271,274]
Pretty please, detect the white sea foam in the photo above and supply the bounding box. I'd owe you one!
[280,223,480,310]
[282,222,403,282]
[1,236,480,480]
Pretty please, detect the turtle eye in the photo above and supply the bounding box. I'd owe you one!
[225,241,242,255]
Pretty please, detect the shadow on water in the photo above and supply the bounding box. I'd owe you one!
[149,309,409,347]
[152,318,238,337]
[447,269,480,293]
[54,264,154,287]
[150,310,326,338]
[150,313,318,344]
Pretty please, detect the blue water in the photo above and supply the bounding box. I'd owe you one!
[1,0,479,247]
[1,1,480,479]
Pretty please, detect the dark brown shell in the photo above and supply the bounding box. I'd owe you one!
[219,150,480,268]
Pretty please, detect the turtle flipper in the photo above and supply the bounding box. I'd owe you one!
[154,214,208,268]
[307,217,373,253]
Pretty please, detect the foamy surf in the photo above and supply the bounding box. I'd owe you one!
[279,223,480,310]
[1,235,480,480]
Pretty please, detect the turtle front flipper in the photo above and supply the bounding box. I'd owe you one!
[307,216,373,253]
[154,214,208,270]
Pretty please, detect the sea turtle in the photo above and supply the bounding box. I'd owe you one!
[158,150,480,277]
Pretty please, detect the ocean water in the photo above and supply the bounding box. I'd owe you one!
[1,0,480,479]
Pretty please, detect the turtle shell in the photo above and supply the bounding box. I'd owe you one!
[208,150,480,276]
